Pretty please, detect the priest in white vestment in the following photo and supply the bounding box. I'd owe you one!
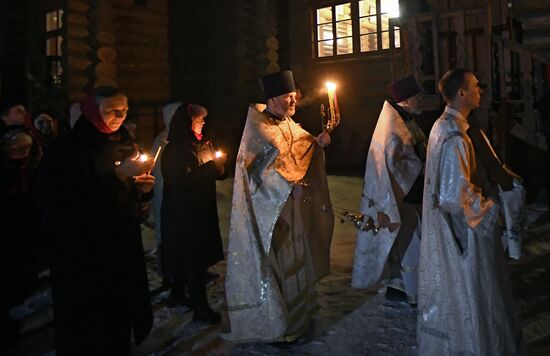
[352,75,426,304]
[223,70,333,342]
[418,68,524,355]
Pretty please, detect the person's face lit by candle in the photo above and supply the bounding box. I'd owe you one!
[99,94,128,132]
[33,113,56,136]
[269,92,297,118]
[191,115,206,136]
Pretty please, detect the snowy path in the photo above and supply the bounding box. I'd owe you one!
[8,177,550,355]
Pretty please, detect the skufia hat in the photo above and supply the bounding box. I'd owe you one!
[260,70,296,100]
[387,75,422,102]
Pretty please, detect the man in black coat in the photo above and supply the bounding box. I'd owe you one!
[37,86,155,355]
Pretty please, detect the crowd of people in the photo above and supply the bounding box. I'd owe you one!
[1,101,61,348]
[0,68,528,355]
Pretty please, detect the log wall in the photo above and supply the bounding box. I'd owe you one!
[0,1,27,104]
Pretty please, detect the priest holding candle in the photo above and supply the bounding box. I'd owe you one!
[160,103,226,324]
[223,70,333,342]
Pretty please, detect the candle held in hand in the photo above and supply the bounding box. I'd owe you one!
[139,154,149,162]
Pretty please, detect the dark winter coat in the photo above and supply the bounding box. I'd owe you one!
[0,126,42,311]
[36,118,152,355]
[161,109,225,281]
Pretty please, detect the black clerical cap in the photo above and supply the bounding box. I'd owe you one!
[387,75,421,102]
[260,70,296,99]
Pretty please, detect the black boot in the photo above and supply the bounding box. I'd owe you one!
[167,287,191,308]
[192,306,221,324]
[188,273,221,324]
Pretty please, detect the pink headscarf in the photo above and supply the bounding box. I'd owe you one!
[80,92,115,134]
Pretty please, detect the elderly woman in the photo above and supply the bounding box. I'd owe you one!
[37,86,155,355]
[161,103,226,324]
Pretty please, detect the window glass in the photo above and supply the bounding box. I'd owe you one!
[336,20,353,38]
[318,23,334,41]
[317,7,333,24]
[360,16,377,34]
[361,33,378,52]
[46,36,63,56]
[318,40,334,57]
[335,3,351,21]
[337,37,353,55]
[46,10,63,32]
[359,0,377,17]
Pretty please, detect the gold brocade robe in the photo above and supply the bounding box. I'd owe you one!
[223,104,333,342]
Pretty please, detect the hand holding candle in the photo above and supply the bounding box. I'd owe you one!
[134,173,155,193]
[116,152,154,177]
[213,149,226,174]
[316,131,331,148]
[214,150,226,162]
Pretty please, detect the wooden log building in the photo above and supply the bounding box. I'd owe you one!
[1,0,549,196]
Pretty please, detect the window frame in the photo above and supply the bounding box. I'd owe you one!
[312,0,401,60]
[44,8,65,87]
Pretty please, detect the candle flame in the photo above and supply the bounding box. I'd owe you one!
[139,154,149,162]
[325,81,336,91]
[215,150,223,158]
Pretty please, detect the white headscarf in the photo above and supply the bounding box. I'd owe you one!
[69,102,82,129]
[162,102,183,130]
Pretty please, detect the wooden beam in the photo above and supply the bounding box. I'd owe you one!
[432,13,441,88]
[455,11,465,68]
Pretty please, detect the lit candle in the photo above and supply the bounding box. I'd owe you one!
[333,87,340,119]
[325,81,337,122]
[215,150,223,159]
[139,154,149,162]
[152,146,162,163]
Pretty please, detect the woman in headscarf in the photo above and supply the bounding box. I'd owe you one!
[25,109,60,153]
[37,86,155,355]
[150,101,182,279]
[161,103,226,324]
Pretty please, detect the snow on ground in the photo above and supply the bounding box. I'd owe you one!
[8,176,550,355]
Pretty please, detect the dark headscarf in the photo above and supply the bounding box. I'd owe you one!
[167,103,196,144]
[24,109,59,149]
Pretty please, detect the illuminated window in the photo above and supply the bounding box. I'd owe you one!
[317,3,353,57]
[314,0,400,58]
[45,9,64,86]
[46,10,63,32]
[317,7,334,57]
